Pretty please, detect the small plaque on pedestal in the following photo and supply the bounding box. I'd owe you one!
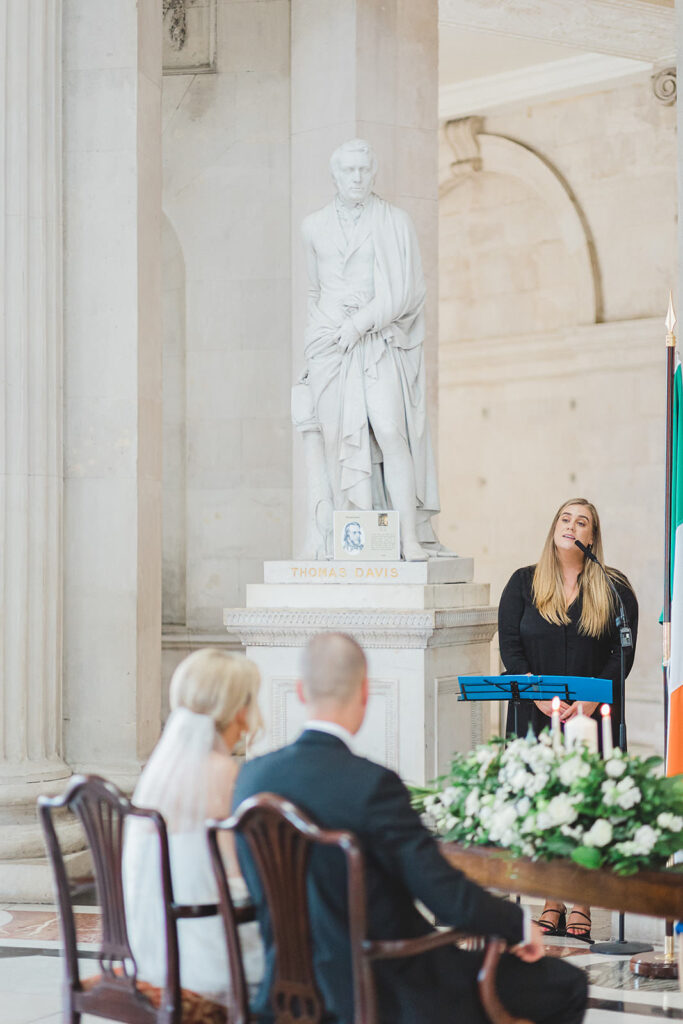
[333,510,399,560]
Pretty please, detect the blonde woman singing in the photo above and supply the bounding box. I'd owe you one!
[498,498,638,943]
[123,649,264,1004]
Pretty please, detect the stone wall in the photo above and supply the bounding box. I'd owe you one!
[161,0,292,633]
[438,77,677,754]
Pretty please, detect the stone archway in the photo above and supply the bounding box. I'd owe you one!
[440,120,600,326]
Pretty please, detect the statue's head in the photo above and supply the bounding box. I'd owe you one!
[330,139,377,206]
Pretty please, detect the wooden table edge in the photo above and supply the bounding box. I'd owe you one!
[441,842,683,918]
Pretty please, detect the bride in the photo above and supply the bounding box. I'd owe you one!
[123,648,264,1004]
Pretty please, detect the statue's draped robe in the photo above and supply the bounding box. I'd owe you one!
[301,195,440,539]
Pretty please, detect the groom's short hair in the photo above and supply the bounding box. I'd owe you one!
[302,633,367,705]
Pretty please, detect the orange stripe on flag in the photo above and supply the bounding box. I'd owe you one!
[667,684,683,775]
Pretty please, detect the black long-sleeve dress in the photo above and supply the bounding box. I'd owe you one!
[498,565,638,747]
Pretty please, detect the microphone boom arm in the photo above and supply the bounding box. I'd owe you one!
[574,538,631,750]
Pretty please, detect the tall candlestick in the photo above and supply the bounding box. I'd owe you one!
[564,703,598,754]
[601,704,613,758]
[551,695,562,750]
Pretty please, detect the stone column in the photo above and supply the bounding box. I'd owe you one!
[290,0,439,554]
[0,0,80,898]
[62,0,163,787]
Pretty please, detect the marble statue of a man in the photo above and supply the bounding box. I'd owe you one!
[292,139,441,561]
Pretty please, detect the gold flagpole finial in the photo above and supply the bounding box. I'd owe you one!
[666,291,677,344]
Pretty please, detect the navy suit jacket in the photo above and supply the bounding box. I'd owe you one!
[232,730,524,1024]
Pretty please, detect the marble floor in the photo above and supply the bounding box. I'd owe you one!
[0,901,680,1023]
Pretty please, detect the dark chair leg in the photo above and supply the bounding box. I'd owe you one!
[65,995,80,1024]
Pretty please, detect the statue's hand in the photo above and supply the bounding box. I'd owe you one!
[337,319,361,353]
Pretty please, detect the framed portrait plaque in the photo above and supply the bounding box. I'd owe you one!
[333,510,400,561]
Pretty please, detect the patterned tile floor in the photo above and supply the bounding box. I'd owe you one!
[0,900,680,1023]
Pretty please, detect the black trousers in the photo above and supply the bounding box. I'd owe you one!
[375,944,588,1024]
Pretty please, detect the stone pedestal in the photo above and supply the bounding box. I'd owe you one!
[224,559,497,784]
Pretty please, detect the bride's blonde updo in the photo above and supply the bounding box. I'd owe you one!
[169,648,263,738]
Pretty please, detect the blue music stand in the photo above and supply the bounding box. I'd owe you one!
[457,674,613,738]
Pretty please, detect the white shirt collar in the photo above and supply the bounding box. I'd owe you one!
[303,720,354,750]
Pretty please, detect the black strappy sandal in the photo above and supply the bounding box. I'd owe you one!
[566,909,593,943]
[535,905,566,936]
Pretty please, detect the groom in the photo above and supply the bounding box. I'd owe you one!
[233,633,588,1024]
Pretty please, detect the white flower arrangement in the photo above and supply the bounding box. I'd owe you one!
[411,731,683,876]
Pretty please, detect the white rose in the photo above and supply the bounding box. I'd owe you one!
[465,789,480,817]
[558,755,590,787]
[516,796,531,817]
[605,758,626,778]
[656,812,683,832]
[601,780,618,806]
[616,785,641,811]
[510,769,530,791]
[424,795,437,809]
[489,804,518,842]
[632,824,659,855]
[441,786,459,808]
[526,772,549,795]
[545,793,578,827]
[520,813,537,834]
[583,819,613,848]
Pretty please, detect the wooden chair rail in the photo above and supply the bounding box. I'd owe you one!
[173,903,219,920]
[363,928,475,960]
[442,843,683,919]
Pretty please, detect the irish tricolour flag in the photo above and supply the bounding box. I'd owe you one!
[667,362,683,775]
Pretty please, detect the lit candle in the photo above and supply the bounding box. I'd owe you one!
[564,703,598,754]
[601,704,613,758]
[551,696,562,750]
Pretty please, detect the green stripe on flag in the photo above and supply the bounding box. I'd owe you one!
[673,364,683,596]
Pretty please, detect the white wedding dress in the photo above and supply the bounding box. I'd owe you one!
[122,708,263,1005]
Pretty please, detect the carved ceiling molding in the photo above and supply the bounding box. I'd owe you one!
[440,127,599,325]
[438,0,675,63]
[439,54,653,121]
[163,0,187,51]
[652,67,677,105]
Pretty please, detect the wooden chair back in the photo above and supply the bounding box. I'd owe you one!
[208,792,530,1024]
[208,793,366,1024]
[39,774,182,1024]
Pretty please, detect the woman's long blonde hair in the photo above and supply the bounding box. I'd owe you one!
[170,648,263,738]
[532,498,621,637]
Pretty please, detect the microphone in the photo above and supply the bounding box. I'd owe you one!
[574,538,596,562]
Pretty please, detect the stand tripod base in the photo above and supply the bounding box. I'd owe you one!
[592,940,654,956]
[630,951,679,980]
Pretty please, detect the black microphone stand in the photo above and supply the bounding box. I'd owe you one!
[574,541,652,956]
